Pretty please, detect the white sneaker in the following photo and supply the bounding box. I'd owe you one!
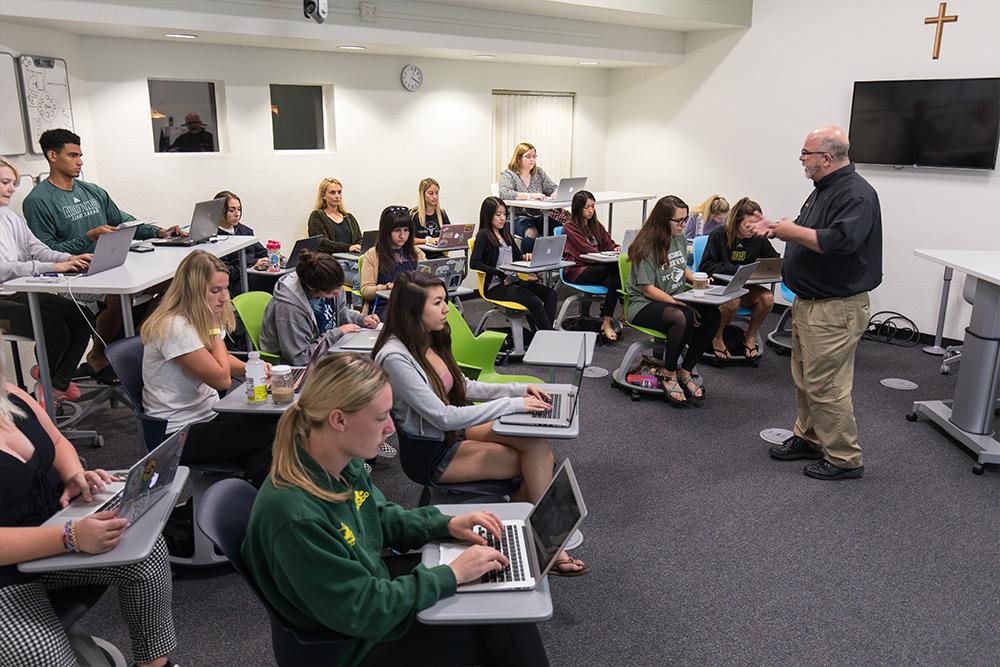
[378,442,397,459]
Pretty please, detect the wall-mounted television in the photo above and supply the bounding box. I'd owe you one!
[848,78,1000,170]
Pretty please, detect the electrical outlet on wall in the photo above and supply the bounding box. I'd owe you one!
[359,1,378,23]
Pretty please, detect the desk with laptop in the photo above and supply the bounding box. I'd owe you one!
[504,179,657,236]
[577,228,639,264]
[417,223,475,254]
[711,257,783,287]
[374,256,475,308]
[673,261,758,306]
[497,236,575,286]
[331,230,379,262]
[247,235,322,279]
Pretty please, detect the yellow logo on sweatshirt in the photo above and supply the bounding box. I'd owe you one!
[354,490,369,510]
[338,522,356,547]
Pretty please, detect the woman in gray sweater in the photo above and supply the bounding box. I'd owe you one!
[0,158,93,402]
[373,271,588,576]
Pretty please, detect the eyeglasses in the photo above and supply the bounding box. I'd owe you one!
[523,153,538,159]
[669,216,687,224]
[800,150,829,158]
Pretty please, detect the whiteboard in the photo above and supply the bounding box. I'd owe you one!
[0,52,27,155]
[18,55,73,154]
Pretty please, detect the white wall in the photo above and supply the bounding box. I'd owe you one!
[605,0,997,340]
[1,23,609,251]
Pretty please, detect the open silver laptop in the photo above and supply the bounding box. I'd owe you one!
[151,198,224,246]
[511,235,566,269]
[688,261,760,297]
[337,327,382,351]
[550,177,587,202]
[433,223,475,250]
[43,428,186,526]
[418,256,465,290]
[748,257,782,281]
[435,459,588,592]
[595,228,639,259]
[80,225,136,275]
[500,340,584,427]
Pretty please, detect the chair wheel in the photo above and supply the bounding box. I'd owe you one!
[751,359,760,368]
[630,391,640,401]
[905,412,918,422]
[972,464,985,475]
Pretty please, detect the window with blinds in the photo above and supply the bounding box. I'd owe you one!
[492,90,575,185]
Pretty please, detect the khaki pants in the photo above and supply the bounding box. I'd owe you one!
[790,292,869,468]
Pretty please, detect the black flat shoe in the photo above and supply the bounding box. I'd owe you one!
[804,459,864,480]
[768,434,823,461]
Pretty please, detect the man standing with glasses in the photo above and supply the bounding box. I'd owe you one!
[749,126,882,480]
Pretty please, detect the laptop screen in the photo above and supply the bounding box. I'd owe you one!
[528,461,586,575]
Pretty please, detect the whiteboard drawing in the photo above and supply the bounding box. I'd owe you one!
[18,55,73,154]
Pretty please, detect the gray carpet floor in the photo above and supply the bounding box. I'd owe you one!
[74,299,1000,666]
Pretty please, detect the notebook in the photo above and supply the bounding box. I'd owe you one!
[434,459,588,592]
[499,339,584,428]
[510,235,567,269]
[150,198,225,247]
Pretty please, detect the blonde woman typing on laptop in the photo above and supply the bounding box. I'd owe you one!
[470,197,558,331]
[0,157,94,404]
[498,142,569,253]
[360,206,426,317]
[260,250,378,365]
[141,250,277,488]
[410,177,450,248]
[699,197,779,360]
[242,353,550,666]
[307,177,363,255]
[373,271,587,577]
[625,196,721,406]
[0,336,179,667]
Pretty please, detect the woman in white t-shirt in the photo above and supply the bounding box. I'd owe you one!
[140,250,276,487]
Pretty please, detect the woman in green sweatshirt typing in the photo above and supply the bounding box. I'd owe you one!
[241,353,549,666]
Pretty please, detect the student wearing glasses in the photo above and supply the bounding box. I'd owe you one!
[360,206,426,317]
[626,196,721,406]
[497,142,568,253]
[470,197,558,331]
[307,178,362,255]
[683,194,730,241]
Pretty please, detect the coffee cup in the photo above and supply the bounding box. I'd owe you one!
[692,272,709,290]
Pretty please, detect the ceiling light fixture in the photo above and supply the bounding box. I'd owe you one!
[473,54,495,59]
[338,45,367,50]
[164,33,198,39]
[578,61,600,65]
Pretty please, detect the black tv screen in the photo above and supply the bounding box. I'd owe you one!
[848,78,1000,169]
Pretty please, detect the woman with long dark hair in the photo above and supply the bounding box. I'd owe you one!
[561,189,622,340]
[360,206,426,316]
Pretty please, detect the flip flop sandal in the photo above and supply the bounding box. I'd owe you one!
[743,343,761,359]
[660,377,687,407]
[549,558,591,577]
[712,345,732,360]
[678,373,705,404]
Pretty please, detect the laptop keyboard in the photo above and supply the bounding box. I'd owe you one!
[477,525,527,584]
[97,491,125,513]
[532,393,563,419]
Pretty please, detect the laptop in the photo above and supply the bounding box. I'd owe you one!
[336,327,382,351]
[360,230,378,254]
[549,177,587,203]
[510,235,567,269]
[500,340,584,428]
[80,225,136,275]
[434,459,588,592]
[284,235,323,270]
[682,261,760,298]
[42,428,186,526]
[151,198,225,247]
[433,223,475,250]
[418,256,466,290]
[748,257,782,281]
[595,228,639,259]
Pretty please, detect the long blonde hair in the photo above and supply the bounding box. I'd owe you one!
[0,333,26,423]
[271,354,389,503]
[410,177,445,228]
[694,194,729,222]
[0,156,19,181]
[314,177,350,216]
[506,142,537,175]
[141,250,235,348]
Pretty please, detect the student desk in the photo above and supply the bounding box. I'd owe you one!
[504,191,656,236]
[329,329,380,353]
[578,252,621,264]
[498,260,575,288]
[248,266,293,278]
[332,252,360,262]
[909,249,1000,470]
[712,273,781,288]
[490,384,580,439]
[2,236,258,418]
[213,383,293,415]
[418,502,553,625]
[523,330,599,381]
[673,287,748,306]
[19,467,190,573]
[417,243,469,255]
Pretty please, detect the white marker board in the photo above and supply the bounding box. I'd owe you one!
[18,55,73,154]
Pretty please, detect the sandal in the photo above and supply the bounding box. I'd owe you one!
[712,344,732,360]
[660,376,687,407]
[677,372,705,404]
[549,557,591,577]
[601,324,618,342]
[743,343,760,359]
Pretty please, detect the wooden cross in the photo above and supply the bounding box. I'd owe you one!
[924,2,958,60]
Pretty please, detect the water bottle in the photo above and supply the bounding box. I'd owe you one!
[266,240,282,272]
[245,351,268,404]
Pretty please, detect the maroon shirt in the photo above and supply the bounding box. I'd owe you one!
[562,220,617,282]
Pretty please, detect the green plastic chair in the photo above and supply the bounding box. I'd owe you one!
[618,254,668,341]
[232,291,281,364]
[446,303,543,385]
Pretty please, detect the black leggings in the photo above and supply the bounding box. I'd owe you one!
[572,264,622,317]
[181,412,277,488]
[485,280,558,331]
[0,293,93,391]
[361,554,549,666]
[631,301,721,372]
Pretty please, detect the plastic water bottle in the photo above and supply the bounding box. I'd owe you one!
[266,240,282,272]
[245,351,268,404]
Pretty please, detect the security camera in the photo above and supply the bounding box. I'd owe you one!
[304,0,328,24]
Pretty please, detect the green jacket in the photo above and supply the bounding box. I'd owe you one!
[242,453,456,667]
[22,179,160,254]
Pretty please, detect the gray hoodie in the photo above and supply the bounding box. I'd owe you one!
[374,336,528,441]
[0,207,70,289]
[259,271,363,365]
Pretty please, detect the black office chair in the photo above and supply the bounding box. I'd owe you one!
[50,585,127,666]
[105,335,240,567]
[393,419,521,506]
[196,479,350,666]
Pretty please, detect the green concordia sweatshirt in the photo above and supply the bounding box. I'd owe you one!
[242,453,457,666]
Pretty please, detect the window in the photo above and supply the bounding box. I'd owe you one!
[148,80,220,153]
[270,84,325,150]
[492,90,575,180]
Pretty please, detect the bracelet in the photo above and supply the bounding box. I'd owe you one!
[63,520,80,553]
[208,327,223,337]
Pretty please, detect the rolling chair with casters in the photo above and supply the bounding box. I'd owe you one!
[105,336,238,567]
[50,585,127,666]
[766,283,796,355]
[550,226,619,335]
[940,276,977,375]
[231,291,280,364]
[446,302,543,385]
[197,479,351,666]
[469,238,533,358]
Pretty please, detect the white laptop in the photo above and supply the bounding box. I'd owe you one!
[510,235,567,269]
[433,223,475,250]
[596,228,639,258]
[434,459,588,592]
[43,428,186,526]
[747,257,782,281]
[151,198,224,246]
[679,261,760,299]
[499,340,584,428]
[550,177,587,203]
[336,327,382,351]
[79,225,136,275]
[418,256,465,290]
